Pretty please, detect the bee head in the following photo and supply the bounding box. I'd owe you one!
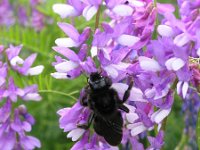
[88,72,107,90]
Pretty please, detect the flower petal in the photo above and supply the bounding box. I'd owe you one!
[112,83,147,102]
[67,128,85,141]
[126,113,139,123]
[171,58,185,71]
[112,4,134,16]
[129,0,145,7]
[91,46,98,57]
[157,25,174,37]
[104,65,118,78]
[117,34,140,47]
[23,93,42,101]
[174,33,190,47]
[82,6,97,21]
[127,122,147,136]
[57,22,80,42]
[55,61,78,73]
[197,48,200,57]
[157,3,175,14]
[55,38,80,47]
[53,46,80,62]
[26,65,44,76]
[182,82,189,98]
[176,81,182,95]
[139,56,161,72]
[10,56,24,66]
[53,4,78,18]
[51,72,68,79]
[165,57,177,70]
[151,108,171,124]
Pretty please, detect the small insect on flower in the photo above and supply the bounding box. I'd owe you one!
[77,72,133,146]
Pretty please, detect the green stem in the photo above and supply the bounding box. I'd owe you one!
[153,0,157,7]
[152,0,159,39]
[39,90,77,100]
[175,132,188,150]
[68,90,79,95]
[94,3,102,31]
[161,79,178,150]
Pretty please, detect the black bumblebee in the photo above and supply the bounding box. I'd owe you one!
[77,72,133,146]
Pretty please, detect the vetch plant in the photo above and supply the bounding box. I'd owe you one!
[0,45,43,150]
[0,0,49,31]
[52,0,200,149]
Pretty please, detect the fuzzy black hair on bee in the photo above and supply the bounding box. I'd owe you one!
[77,72,133,146]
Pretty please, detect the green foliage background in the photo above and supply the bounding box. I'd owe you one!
[0,0,196,150]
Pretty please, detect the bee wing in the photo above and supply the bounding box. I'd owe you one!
[94,111,123,146]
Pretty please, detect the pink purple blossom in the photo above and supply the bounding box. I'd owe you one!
[52,0,200,149]
[0,44,43,150]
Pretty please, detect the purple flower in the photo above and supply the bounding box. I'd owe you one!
[0,44,42,149]
[22,85,42,101]
[3,78,24,102]
[18,134,41,150]
[30,0,41,6]
[55,22,91,48]
[18,6,28,26]
[181,88,200,149]
[147,131,164,150]
[31,9,45,31]
[6,45,44,76]
[0,105,41,150]
[0,0,15,26]
[52,0,200,149]
[0,63,7,88]
[53,0,101,20]
[0,100,11,123]
[96,48,132,80]
[51,45,96,79]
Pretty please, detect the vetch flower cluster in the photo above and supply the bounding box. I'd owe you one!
[0,45,43,150]
[0,0,49,31]
[52,0,200,149]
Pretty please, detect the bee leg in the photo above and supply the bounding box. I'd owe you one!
[80,95,88,106]
[118,104,129,113]
[122,79,133,103]
[80,85,90,106]
[77,113,94,129]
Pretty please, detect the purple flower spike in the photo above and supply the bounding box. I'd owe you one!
[22,85,41,101]
[0,44,42,149]
[3,78,24,102]
[31,9,45,31]
[0,100,11,123]
[147,131,164,150]
[0,105,41,150]
[55,22,91,48]
[0,0,15,26]
[6,45,44,76]
[52,0,200,149]
[57,102,88,141]
[19,134,41,150]
[18,6,28,26]
[51,46,96,79]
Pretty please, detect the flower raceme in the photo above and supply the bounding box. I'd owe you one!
[52,0,200,149]
[0,0,48,31]
[0,45,43,150]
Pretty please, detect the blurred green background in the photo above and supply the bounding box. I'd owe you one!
[0,0,188,149]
